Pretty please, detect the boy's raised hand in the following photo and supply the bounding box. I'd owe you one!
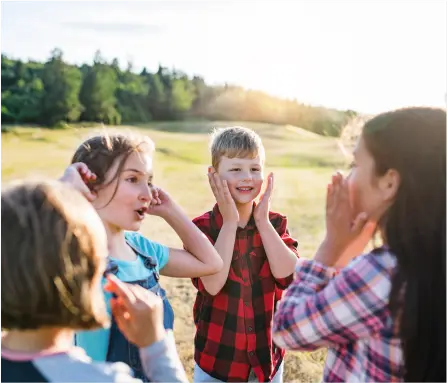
[254,172,274,224]
[59,163,96,202]
[208,167,239,224]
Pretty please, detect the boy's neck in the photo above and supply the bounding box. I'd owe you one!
[2,328,74,355]
[236,202,254,229]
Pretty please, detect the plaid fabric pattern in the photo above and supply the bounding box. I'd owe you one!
[272,247,404,382]
[192,204,299,382]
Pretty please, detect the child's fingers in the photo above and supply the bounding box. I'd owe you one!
[339,178,350,205]
[326,183,333,210]
[208,173,219,200]
[331,173,337,186]
[222,180,233,203]
[151,187,162,205]
[265,173,274,198]
[72,163,97,185]
[111,300,131,334]
[213,173,225,200]
[73,162,89,173]
[110,298,129,320]
[105,275,137,308]
[213,172,223,189]
[131,284,160,308]
[73,163,95,179]
[332,177,340,202]
[331,171,343,188]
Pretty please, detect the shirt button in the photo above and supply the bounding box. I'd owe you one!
[249,351,255,357]
[244,301,249,306]
[248,326,253,332]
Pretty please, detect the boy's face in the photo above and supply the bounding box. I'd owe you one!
[216,155,264,205]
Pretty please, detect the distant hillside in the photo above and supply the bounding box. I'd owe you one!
[2,49,358,136]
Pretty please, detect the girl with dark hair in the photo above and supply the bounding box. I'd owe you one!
[272,107,446,382]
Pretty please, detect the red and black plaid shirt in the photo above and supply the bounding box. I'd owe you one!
[191,203,299,382]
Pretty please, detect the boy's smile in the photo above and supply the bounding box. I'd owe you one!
[216,155,264,205]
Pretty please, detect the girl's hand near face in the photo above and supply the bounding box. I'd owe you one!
[146,186,178,218]
[315,172,372,267]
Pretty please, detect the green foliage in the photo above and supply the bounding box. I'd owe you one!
[79,51,120,124]
[40,49,83,127]
[1,49,357,136]
[116,66,151,123]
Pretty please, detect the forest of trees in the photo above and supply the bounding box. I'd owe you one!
[1,48,357,136]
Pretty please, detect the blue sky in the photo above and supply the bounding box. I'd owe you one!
[1,0,446,114]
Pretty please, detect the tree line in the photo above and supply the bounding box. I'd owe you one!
[1,48,357,136]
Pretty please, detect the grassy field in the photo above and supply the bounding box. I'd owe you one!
[2,121,349,382]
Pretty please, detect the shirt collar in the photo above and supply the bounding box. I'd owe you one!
[211,202,258,231]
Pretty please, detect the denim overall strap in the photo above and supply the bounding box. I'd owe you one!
[122,242,175,330]
[104,254,174,382]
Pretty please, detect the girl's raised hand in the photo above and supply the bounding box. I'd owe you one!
[146,186,176,218]
[317,172,371,266]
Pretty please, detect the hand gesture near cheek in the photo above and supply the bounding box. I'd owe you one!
[208,167,239,225]
[317,172,373,267]
[254,172,274,224]
[146,186,176,218]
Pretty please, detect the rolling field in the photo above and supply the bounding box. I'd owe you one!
[2,121,350,382]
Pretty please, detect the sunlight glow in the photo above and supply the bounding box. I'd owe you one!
[1,0,445,114]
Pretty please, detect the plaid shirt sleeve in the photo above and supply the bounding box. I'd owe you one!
[271,215,299,290]
[272,253,392,351]
[191,215,215,294]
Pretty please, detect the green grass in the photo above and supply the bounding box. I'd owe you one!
[2,121,349,382]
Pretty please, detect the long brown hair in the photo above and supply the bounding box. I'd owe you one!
[362,107,446,381]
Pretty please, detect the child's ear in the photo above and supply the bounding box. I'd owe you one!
[379,168,400,202]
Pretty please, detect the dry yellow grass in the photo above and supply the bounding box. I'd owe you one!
[2,121,349,382]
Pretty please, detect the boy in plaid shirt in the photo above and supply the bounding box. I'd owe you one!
[191,127,299,382]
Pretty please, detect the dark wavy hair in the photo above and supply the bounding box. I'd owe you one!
[362,107,446,381]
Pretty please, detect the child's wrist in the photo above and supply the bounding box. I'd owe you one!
[161,203,183,219]
[138,327,166,349]
[314,238,344,267]
[255,217,271,230]
[222,221,238,230]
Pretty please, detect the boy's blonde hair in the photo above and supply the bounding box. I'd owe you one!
[1,180,109,331]
[210,126,265,169]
